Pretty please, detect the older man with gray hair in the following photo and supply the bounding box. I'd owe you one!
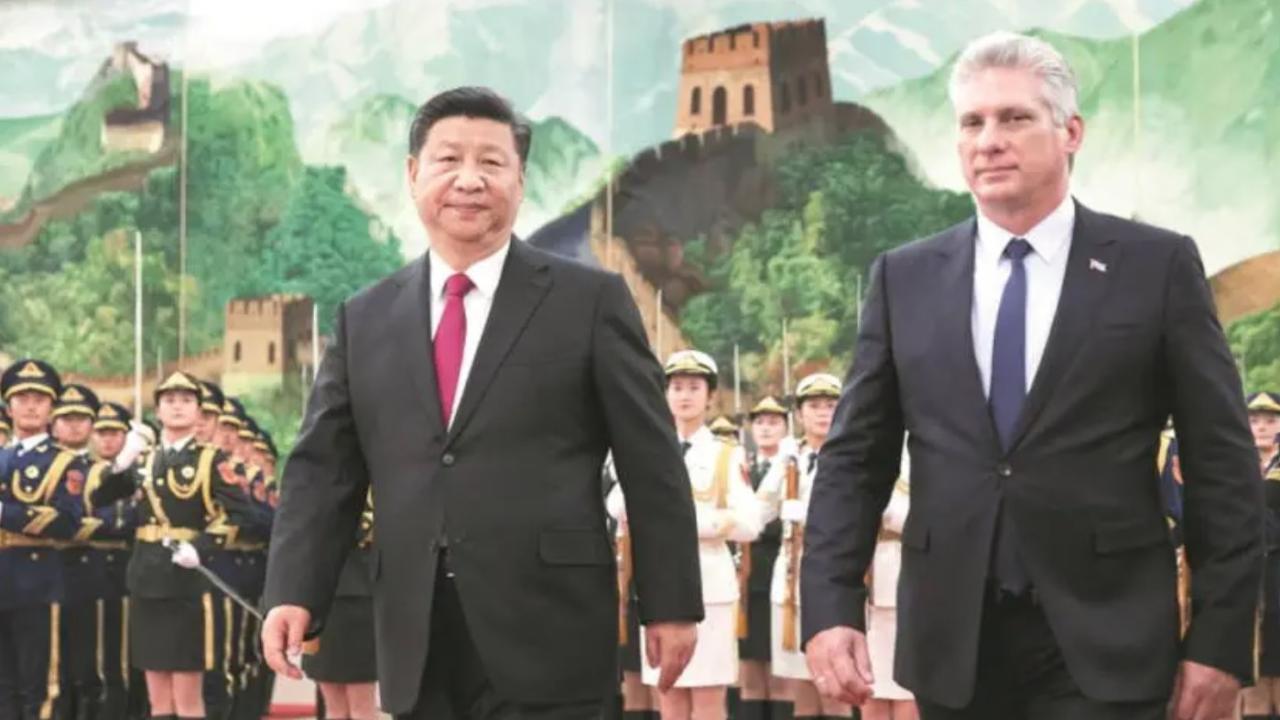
[799,31,1261,720]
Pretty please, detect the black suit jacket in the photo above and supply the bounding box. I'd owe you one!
[801,202,1262,708]
[263,239,703,712]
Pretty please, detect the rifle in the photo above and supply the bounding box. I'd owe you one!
[781,455,801,652]
[617,522,632,646]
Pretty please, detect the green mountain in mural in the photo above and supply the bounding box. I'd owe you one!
[317,93,607,252]
[862,0,1280,276]
[0,112,62,204]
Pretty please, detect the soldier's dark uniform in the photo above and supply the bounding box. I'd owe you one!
[87,402,137,720]
[125,373,258,679]
[229,421,272,720]
[0,359,89,720]
[301,491,376,684]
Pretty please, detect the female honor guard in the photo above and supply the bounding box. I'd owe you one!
[608,350,766,720]
[757,373,852,719]
[862,447,916,720]
[301,490,377,720]
[738,396,793,720]
[125,372,258,720]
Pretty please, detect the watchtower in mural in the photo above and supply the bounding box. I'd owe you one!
[221,294,315,395]
[674,19,832,137]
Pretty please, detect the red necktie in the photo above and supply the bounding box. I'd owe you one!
[435,273,474,425]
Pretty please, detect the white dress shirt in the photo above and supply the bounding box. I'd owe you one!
[428,240,511,426]
[972,195,1075,397]
[162,435,195,454]
[16,432,49,455]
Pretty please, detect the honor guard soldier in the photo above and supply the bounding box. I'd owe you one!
[301,490,377,720]
[608,349,766,719]
[0,359,90,720]
[229,417,272,720]
[125,372,260,720]
[90,402,138,720]
[738,396,792,720]
[1242,391,1280,720]
[0,406,11,448]
[757,373,854,719]
[49,384,112,720]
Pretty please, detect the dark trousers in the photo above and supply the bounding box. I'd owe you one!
[202,597,233,720]
[396,556,602,720]
[98,598,127,720]
[916,589,1166,720]
[59,599,102,720]
[0,604,58,720]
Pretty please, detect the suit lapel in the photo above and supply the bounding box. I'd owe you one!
[1008,202,1117,450]
[389,257,445,436]
[446,241,552,445]
[933,219,1001,453]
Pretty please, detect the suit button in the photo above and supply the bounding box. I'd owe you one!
[442,453,456,467]
[29,552,38,561]
[81,555,89,563]
[996,463,1012,478]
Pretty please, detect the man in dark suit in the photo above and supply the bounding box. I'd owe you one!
[800,31,1262,720]
[260,87,703,719]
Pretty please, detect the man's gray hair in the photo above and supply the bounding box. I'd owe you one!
[948,31,1080,126]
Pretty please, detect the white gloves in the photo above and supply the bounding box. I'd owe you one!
[113,423,150,472]
[780,499,807,524]
[170,541,201,569]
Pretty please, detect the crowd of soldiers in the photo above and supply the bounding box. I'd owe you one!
[0,358,279,720]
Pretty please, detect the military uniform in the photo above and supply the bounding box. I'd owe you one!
[756,373,842,681]
[1243,392,1280,719]
[608,350,766,689]
[86,403,136,720]
[125,373,259,674]
[301,491,376,683]
[0,359,89,720]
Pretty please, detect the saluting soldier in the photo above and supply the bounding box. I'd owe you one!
[301,490,377,720]
[124,372,260,720]
[738,396,792,720]
[608,350,765,720]
[1242,391,1280,720]
[90,402,139,720]
[757,373,853,719]
[0,359,90,720]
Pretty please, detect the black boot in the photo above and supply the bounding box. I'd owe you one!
[769,703,794,720]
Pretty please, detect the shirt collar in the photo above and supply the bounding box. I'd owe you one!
[18,433,48,452]
[163,435,195,453]
[428,239,512,303]
[975,194,1075,266]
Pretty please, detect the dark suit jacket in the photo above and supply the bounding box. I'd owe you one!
[801,202,1262,708]
[263,239,703,712]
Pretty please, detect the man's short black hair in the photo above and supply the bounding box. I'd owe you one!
[407,86,532,166]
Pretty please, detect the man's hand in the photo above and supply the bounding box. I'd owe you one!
[1167,660,1240,720]
[644,621,697,691]
[262,605,312,680]
[805,625,874,706]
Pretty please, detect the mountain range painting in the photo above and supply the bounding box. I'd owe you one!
[0,0,1276,452]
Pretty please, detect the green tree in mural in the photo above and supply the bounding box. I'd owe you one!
[1228,303,1280,393]
[681,132,971,380]
[250,165,403,333]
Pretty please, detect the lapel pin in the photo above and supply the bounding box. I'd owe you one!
[1089,258,1108,273]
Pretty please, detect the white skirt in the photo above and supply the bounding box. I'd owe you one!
[770,603,810,679]
[867,605,913,700]
[641,602,737,688]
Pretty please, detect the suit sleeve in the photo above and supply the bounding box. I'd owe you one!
[1162,236,1263,682]
[590,272,704,624]
[801,254,905,645]
[262,300,369,633]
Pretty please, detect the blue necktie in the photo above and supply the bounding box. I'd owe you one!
[990,238,1032,591]
[990,238,1032,451]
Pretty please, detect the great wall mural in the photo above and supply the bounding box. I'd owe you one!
[0,0,1277,452]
